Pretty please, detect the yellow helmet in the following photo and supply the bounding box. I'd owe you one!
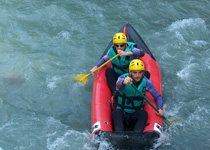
[113,33,127,44]
[129,59,145,74]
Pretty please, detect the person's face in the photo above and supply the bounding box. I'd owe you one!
[131,70,144,82]
[114,43,126,51]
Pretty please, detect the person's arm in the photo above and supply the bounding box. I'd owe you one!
[89,51,109,76]
[131,47,145,58]
[146,78,164,116]
[116,75,133,92]
[117,47,144,58]
[116,75,126,92]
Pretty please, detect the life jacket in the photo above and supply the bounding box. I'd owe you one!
[109,42,136,75]
[114,74,146,113]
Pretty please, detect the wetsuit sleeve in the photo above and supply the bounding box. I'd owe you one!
[96,50,110,67]
[131,47,143,59]
[146,78,163,109]
[116,75,126,92]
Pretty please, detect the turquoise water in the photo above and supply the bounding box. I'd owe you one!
[0,0,210,149]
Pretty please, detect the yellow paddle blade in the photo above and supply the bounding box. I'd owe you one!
[71,54,120,84]
[167,118,181,122]
[165,118,181,125]
[72,74,90,84]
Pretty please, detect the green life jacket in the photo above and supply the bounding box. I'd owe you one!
[114,74,146,113]
[109,42,136,75]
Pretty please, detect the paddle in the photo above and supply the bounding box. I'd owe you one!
[72,54,120,84]
[130,82,180,125]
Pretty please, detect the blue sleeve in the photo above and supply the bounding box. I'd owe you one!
[131,47,143,59]
[145,78,163,109]
[96,50,110,67]
[116,75,126,92]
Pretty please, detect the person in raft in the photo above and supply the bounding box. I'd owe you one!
[112,59,164,132]
[89,33,145,95]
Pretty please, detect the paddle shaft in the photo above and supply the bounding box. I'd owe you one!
[92,54,120,73]
[130,82,168,121]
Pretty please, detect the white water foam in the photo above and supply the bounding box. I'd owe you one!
[153,132,169,149]
[47,130,97,150]
[167,18,207,46]
[192,40,208,47]
[167,18,206,32]
[57,31,72,40]
[206,57,210,70]
[46,76,61,90]
[46,117,96,150]
[176,63,198,79]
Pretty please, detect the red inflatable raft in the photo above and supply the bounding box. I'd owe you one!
[91,23,164,149]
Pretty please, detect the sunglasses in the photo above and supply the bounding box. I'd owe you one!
[114,44,126,47]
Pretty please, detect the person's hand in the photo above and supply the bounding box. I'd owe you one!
[123,76,133,85]
[157,109,164,117]
[140,50,145,57]
[117,50,132,57]
[89,66,97,76]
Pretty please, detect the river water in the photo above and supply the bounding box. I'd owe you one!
[0,0,210,150]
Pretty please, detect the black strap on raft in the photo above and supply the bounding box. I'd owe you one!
[113,92,144,111]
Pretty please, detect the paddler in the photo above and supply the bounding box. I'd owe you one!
[90,33,145,95]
